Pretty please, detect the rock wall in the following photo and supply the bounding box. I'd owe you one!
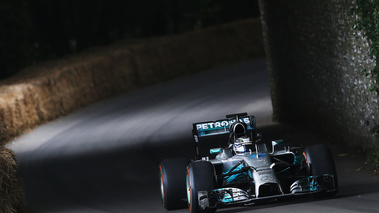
[259,0,379,150]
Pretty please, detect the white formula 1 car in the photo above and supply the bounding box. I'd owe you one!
[159,113,338,213]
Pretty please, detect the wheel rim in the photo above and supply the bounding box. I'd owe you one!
[187,167,193,211]
[159,165,165,203]
[186,174,191,206]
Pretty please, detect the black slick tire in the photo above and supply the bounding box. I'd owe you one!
[303,144,338,197]
[187,161,217,213]
[159,158,188,210]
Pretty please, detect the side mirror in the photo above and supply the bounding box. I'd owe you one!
[271,139,284,153]
[210,148,222,154]
[272,139,284,145]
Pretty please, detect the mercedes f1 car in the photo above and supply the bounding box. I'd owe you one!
[159,113,338,213]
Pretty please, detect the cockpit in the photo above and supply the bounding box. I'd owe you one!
[233,137,255,155]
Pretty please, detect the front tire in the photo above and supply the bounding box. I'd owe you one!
[303,144,338,196]
[159,158,188,210]
[187,161,217,213]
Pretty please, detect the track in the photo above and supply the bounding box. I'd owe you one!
[8,59,379,212]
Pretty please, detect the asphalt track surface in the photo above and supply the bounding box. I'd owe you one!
[8,59,379,212]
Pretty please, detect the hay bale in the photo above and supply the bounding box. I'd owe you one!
[0,147,24,213]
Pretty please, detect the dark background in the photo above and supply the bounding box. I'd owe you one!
[0,0,259,80]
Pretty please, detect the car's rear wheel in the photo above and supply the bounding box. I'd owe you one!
[159,158,188,210]
[303,144,338,197]
[187,161,217,213]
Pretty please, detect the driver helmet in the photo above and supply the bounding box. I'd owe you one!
[233,137,254,155]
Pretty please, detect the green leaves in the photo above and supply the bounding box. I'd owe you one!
[352,0,379,91]
[352,0,379,171]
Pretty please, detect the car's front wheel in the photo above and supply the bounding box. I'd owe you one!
[303,144,338,197]
[159,158,189,210]
[187,161,217,213]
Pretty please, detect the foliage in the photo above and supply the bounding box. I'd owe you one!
[371,124,379,168]
[0,0,34,78]
[351,0,379,171]
[351,0,379,92]
[370,124,379,170]
[0,0,259,80]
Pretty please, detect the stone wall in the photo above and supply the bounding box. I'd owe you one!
[259,0,379,150]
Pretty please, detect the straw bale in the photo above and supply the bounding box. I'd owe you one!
[0,147,24,213]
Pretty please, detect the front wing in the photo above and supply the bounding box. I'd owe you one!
[198,174,337,210]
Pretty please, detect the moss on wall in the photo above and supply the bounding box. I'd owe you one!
[351,0,379,170]
[351,0,379,92]
[259,0,379,170]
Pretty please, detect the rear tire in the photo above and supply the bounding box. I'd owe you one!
[303,144,338,197]
[187,161,217,213]
[159,158,189,210]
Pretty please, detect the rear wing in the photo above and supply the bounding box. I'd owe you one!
[192,113,256,158]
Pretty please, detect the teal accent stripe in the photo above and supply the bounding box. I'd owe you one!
[259,153,266,158]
